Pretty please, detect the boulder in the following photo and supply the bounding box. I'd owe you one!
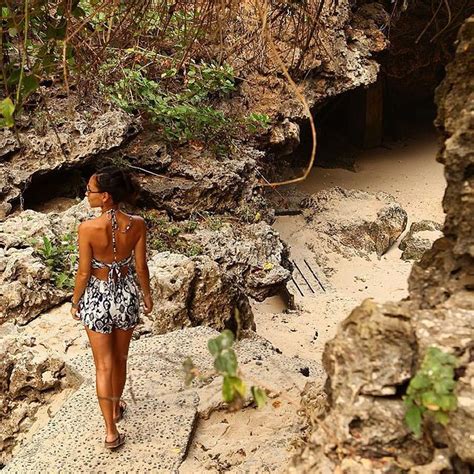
[399,220,443,261]
[0,329,69,464]
[0,247,66,325]
[140,252,254,335]
[187,221,292,301]
[302,187,408,257]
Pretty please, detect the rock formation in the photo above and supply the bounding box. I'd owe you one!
[291,16,474,472]
[301,187,408,258]
[0,327,74,465]
[399,220,443,261]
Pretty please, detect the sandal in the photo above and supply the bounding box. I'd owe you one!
[114,399,127,423]
[104,432,126,450]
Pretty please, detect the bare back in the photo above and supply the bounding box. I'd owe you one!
[84,210,146,281]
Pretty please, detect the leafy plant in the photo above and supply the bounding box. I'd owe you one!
[183,328,267,410]
[244,112,271,134]
[403,347,458,438]
[34,233,78,289]
[103,62,235,144]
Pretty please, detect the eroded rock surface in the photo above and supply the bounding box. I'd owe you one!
[140,251,254,336]
[291,16,474,472]
[301,187,407,258]
[399,220,443,261]
[5,327,323,472]
[0,327,72,465]
[0,103,138,220]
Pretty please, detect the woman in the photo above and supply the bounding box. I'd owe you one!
[70,166,153,450]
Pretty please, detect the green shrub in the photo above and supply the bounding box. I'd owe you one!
[103,61,236,144]
[183,328,267,409]
[34,233,78,289]
[404,347,458,438]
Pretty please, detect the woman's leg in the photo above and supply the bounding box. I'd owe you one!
[85,327,119,442]
[111,327,134,420]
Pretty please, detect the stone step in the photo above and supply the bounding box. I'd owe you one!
[4,383,198,473]
[6,326,323,472]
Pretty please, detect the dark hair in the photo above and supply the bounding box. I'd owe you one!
[94,166,140,205]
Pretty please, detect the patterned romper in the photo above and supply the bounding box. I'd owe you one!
[78,208,140,334]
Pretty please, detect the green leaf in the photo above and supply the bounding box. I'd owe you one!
[222,375,235,402]
[219,329,235,349]
[405,405,422,438]
[438,394,457,411]
[0,97,15,127]
[222,376,245,403]
[208,338,219,356]
[251,386,267,408]
[409,374,431,391]
[214,349,238,376]
[21,74,39,98]
[433,411,450,426]
[232,376,246,398]
[421,391,440,411]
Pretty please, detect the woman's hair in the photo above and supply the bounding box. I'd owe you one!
[94,165,140,205]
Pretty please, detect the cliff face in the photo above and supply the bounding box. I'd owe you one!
[291,16,474,473]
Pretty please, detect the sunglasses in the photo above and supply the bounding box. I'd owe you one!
[86,185,103,194]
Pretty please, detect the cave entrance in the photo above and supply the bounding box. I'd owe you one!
[290,74,438,174]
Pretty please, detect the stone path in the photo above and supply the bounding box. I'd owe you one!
[5,327,322,472]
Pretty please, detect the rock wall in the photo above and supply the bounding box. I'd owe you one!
[291,16,474,473]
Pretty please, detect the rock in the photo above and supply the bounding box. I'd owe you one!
[323,300,416,399]
[302,187,408,257]
[137,143,269,220]
[0,101,139,220]
[0,200,102,325]
[234,3,389,122]
[0,247,67,325]
[140,252,254,335]
[291,17,474,472]
[188,221,292,301]
[399,220,443,261]
[0,330,69,464]
[435,16,474,258]
[268,119,301,156]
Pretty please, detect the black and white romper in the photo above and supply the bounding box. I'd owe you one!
[78,208,140,334]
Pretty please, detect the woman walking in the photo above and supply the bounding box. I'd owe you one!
[70,166,153,449]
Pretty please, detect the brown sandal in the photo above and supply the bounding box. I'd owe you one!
[114,399,127,423]
[104,432,126,450]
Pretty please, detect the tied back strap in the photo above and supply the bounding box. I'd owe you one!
[105,208,133,294]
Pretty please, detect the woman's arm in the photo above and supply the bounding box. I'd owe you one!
[72,223,92,306]
[133,217,152,299]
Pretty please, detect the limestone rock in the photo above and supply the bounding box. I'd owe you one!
[188,221,292,301]
[302,187,408,257]
[137,144,264,219]
[6,327,323,472]
[0,102,138,220]
[435,16,474,257]
[0,200,101,325]
[0,247,66,325]
[292,17,474,472]
[399,220,443,261]
[268,119,301,156]
[142,252,254,335]
[0,331,68,464]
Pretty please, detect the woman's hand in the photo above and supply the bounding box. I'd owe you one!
[143,294,153,315]
[70,305,81,321]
